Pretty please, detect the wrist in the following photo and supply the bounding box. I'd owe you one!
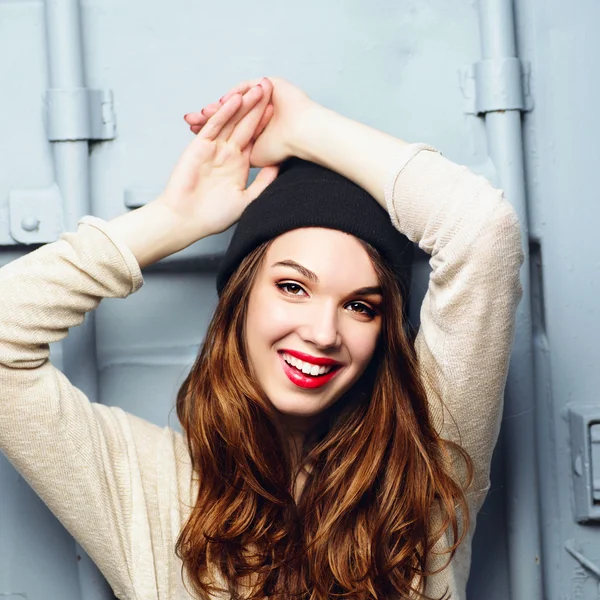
[105,199,202,269]
[288,102,331,163]
[286,103,411,208]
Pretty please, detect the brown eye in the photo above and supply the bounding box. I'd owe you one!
[346,301,376,318]
[276,282,307,296]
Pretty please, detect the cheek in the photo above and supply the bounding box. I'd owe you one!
[245,289,297,348]
[345,324,380,367]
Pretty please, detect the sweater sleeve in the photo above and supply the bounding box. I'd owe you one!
[386,144,524,499]
[386,145,524,598]
[0,216,160,599]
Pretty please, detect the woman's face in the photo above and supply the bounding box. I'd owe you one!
[244,227,382,429]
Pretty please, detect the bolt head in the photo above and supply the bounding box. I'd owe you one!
[22,216,41,232]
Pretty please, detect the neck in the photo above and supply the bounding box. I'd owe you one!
[276,412,323,454]
[272,412,323,487]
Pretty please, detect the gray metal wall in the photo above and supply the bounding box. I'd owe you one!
[1,0,598,598]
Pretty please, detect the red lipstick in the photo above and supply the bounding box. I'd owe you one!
[278,351,342,390]
[280,349,342,366]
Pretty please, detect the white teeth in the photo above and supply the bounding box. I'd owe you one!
[282,353,335,376]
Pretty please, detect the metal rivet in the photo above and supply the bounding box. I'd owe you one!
[21,216,41,232]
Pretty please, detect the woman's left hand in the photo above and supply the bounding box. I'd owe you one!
[184,77,317,168]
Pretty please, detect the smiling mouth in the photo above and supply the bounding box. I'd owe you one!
[281,352,339,376]
[278,351,342,389]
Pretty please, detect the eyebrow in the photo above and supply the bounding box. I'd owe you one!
[271,260,383,297]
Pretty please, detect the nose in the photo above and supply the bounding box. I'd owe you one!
[299,301,342,350]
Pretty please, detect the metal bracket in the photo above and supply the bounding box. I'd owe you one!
[568,405,600,522]
[45,88,116,141]
[459,57,533,115]
[1,184,64,245]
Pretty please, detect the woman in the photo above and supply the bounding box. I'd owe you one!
[0,77,523,599]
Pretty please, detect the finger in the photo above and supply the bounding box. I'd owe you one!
[184,102,221,126]
[245,165,279,203]
[252,103,274,141]
[240,143,253,164]
[185,112,211,132]
[229,80,273,148]
[189,105,220,130]
[184,77,268,133]
[218,84,265,141]
[197,93,243,141]
[184,112,205,126]
[219,78,266,105]
[184,77,267,128]
[188,100,238,135]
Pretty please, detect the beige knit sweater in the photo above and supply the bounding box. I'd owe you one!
[0,145,524,599]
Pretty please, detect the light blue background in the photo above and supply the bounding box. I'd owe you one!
[1,0,598,598]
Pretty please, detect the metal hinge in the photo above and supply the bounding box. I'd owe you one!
[45,88,116,141]
[0,185,64,245]
[1,88,115,246]
[459,57,533,116]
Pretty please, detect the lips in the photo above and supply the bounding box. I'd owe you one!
[281,349,342,367]
[278,350,343,390]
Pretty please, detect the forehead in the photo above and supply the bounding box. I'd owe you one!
[264,227,379,286]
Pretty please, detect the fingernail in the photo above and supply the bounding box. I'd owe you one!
[219,95,227,103]
[183,113,189,119]
[200,109,206,115]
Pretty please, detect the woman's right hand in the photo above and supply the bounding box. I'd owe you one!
[184,77,317,168]
[105,80,280,269]
[159,79,279,240]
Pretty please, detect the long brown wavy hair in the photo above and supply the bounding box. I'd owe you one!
[175,235,474,600]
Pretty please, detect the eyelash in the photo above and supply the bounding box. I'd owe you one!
[275,282,378,319]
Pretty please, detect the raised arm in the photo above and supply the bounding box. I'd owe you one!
[289,99,524,500]
[187,77,525,500]
[0,81,278,599]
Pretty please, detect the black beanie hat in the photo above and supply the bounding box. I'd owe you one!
[216,158,414,312]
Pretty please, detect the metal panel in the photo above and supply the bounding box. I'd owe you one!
[2,0,599,598]
[514,0,600,597]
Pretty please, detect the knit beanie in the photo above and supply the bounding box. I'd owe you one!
[216,158,414,313]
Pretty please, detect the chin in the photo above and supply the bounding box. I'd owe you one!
[268,394,329,418]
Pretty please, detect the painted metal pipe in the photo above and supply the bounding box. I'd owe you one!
[477,1,544,598]
[43,2,114,599]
